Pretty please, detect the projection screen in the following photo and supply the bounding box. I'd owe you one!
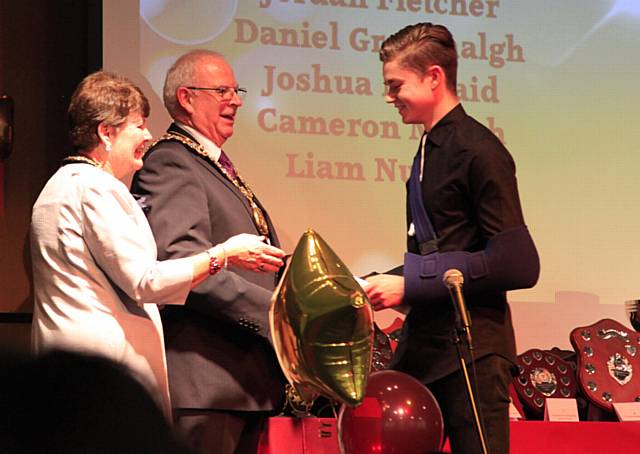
[104,0,640,352]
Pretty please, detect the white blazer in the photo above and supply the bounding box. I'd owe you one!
[30,163,193,417]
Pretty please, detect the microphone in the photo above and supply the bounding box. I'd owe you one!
[443,269,488,454]
[443,268,473,347]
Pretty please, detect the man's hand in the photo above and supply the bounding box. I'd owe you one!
[365,274,405,311]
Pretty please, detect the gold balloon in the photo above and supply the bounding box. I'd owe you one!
[270,229,374,407]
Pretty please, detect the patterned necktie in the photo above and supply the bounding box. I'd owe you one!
[218,150,237,180]
[218,149,271,240]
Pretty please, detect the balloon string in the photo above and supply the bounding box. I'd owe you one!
[334,404,347,454]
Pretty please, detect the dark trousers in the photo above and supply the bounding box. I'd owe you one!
[174,409,266,454]
[427,355,513,454]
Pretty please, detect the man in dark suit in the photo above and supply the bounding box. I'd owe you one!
[132,50,286,454]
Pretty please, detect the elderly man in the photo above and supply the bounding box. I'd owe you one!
[132,50,285,454]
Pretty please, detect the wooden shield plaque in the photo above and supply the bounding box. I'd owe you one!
[513,348,577,417]
[570,318,640,412]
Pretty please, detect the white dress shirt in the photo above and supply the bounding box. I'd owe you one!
[176,121,222,161]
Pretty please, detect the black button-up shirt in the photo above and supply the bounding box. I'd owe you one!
[398,103,527,383]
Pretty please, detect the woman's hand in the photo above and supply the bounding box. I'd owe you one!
[221,234,286,272]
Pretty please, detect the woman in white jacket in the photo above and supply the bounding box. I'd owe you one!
[30,71,285,418]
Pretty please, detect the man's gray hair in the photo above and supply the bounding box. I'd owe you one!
[163,50,225,119]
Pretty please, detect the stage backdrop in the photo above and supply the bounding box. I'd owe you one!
[103,0,640,352]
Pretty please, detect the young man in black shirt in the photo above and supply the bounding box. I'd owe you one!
[365,23,539,454]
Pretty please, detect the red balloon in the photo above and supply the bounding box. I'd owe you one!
[338,370,444,454]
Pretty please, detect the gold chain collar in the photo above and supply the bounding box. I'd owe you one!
[151,132,270,237]
[62,155,102,168]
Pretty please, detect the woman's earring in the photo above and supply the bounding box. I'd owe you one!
[105,143,112,152]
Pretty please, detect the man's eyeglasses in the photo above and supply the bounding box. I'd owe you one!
[185,86,247,101]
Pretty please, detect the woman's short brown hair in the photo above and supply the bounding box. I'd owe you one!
[68,71,150,152]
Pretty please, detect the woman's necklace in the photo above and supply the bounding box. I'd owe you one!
[61,155,102,168]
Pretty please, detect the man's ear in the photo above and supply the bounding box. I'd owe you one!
[426,65,446,90]
[176,87,195,115]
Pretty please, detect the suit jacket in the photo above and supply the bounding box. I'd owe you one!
[131,124,285,411]
[31,163,193,418]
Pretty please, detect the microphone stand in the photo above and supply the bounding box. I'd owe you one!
[445,270,489,454]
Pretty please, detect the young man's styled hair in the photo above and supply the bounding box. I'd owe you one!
[380,23,458,93]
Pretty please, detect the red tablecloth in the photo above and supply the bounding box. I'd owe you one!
[509,420,638,453]
[258,417,639,453]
